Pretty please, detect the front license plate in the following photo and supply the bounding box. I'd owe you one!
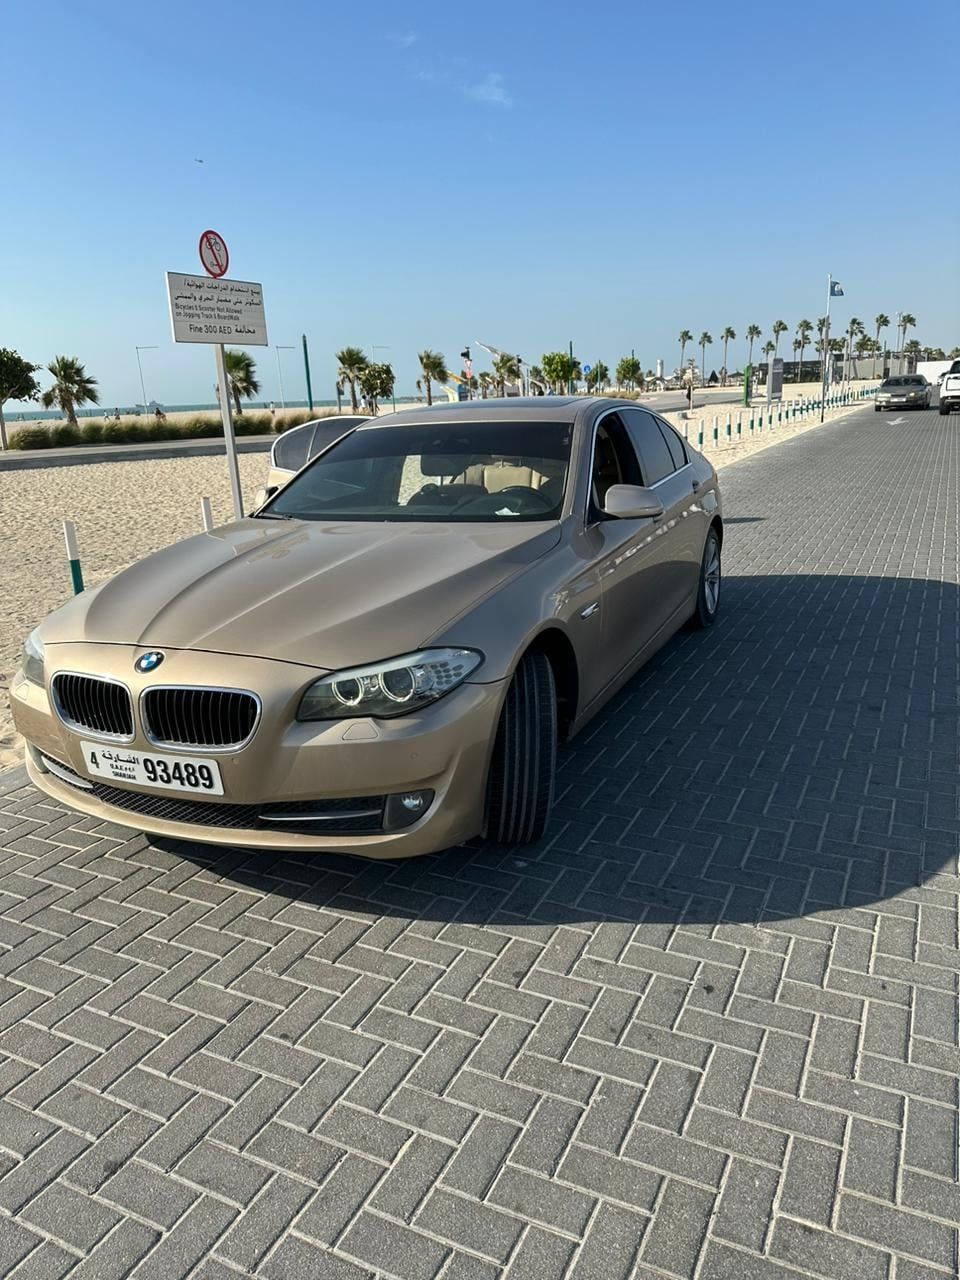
[81,741,224,795]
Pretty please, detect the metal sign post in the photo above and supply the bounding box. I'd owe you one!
[214,343,244,520]
[165,231,268,521]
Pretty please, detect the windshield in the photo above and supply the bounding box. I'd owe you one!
[264,421,573,522]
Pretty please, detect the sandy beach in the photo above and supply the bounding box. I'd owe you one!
[0,389,870,771]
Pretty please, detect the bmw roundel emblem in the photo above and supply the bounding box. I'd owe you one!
[135,651,164,674]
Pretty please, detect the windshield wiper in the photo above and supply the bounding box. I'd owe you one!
[254,511,294,520]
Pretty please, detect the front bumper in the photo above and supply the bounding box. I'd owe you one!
[11,642,505,858]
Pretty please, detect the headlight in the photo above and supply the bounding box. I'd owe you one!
[22,629,45,686]
[298,649,483,721]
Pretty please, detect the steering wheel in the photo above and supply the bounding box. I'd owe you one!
[450,487,554,516]
[496,486,554,510]
[407,482,442,505]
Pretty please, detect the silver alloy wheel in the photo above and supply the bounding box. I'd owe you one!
[704,537,721,614]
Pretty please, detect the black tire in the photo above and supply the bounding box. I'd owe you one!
[692,527,721,628]
[485,649,557,845]
[874,404,881,412]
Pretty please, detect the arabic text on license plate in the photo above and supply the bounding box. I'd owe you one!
[81,742,224,795]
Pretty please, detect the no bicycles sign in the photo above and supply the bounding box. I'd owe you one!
[198,229,229,278]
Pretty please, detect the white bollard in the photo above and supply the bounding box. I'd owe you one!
[200,497,214,532]
[63,520,84,593]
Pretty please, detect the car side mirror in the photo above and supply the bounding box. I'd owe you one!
[603,484,664,520]
[253,485,278,509]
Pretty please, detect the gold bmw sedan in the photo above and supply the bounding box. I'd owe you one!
[10,398,722,858]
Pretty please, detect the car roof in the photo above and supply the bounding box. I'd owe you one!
[362,397,608,429]
[289,414,369,430]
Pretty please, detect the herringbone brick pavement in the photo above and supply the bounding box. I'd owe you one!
[0,400,957,1278]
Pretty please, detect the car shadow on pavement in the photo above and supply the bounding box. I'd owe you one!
[154,573,959,929]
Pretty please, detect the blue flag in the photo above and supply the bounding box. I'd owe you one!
[830,281,844,297]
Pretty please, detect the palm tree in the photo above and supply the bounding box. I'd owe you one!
[845,318,864,380]
[528,365,546,395]
[335,347,368,413]
[903,338,921,368]
[720,327,736,384]
[477,371,494,399]
[678,330,692,376]
[746,324,762,365]
[874,313,890,350]
[418,350,448,406]
[762,340,775,359]
[771,320,788,357]
[795,319,813,381]
[492,352,518,397]
[40,356,99,425]
[899,313,916,350]
[698,332,713,384]
[221,349,260,415]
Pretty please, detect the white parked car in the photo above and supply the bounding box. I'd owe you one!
[266,415,369,490]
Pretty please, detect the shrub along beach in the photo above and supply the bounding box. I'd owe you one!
[4,407,330,450]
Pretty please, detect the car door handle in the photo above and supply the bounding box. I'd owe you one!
[580,602,599,619]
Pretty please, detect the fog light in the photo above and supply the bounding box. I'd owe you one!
[383,789,435,831]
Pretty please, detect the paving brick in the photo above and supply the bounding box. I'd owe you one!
[575,1079,641,1153]
[441,1114,519,1198]
[508,1095,582,1175]
[415,1189,523,1265]
[641,1179,713,1275]
[175,1138,273,1206]
[383,1085,476,1144]
[712,1157,780,1252]
[370,1134,453,1222]
[504,1224,575,1278]
[241,1120,341,1186]
[294,1152,384,1245]
[904,1098,958,1179]
[837,1193,957,1271]
[139,1093,229,1171]
[340,1209,450,1278]
[490,1163,595,1235]
[69,1221,161,1280]
[259,1234,373,1279]
[557,1142,660,1209]
[100,1157,198,1229]
[128,1196,238,1279]
[770,1217,890,1280]
[315,1103,411,1163]
[19,1180,123,1252]
[569,1203,646,1280]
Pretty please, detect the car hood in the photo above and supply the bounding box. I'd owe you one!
[40,518,561,670]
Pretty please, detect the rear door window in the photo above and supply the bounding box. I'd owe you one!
[273,423,315,472]
[308,421,354,460]
[655,417,687,469]
[622,408,677,485]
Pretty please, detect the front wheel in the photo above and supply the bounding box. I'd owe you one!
[692,528,721,628]
[484,649,557,845]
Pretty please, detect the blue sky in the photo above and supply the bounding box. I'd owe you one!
[2,0,958,407]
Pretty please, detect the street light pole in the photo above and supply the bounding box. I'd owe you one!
[135,345,158,414]
[274,345,294,409]
[302,335,314,411]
